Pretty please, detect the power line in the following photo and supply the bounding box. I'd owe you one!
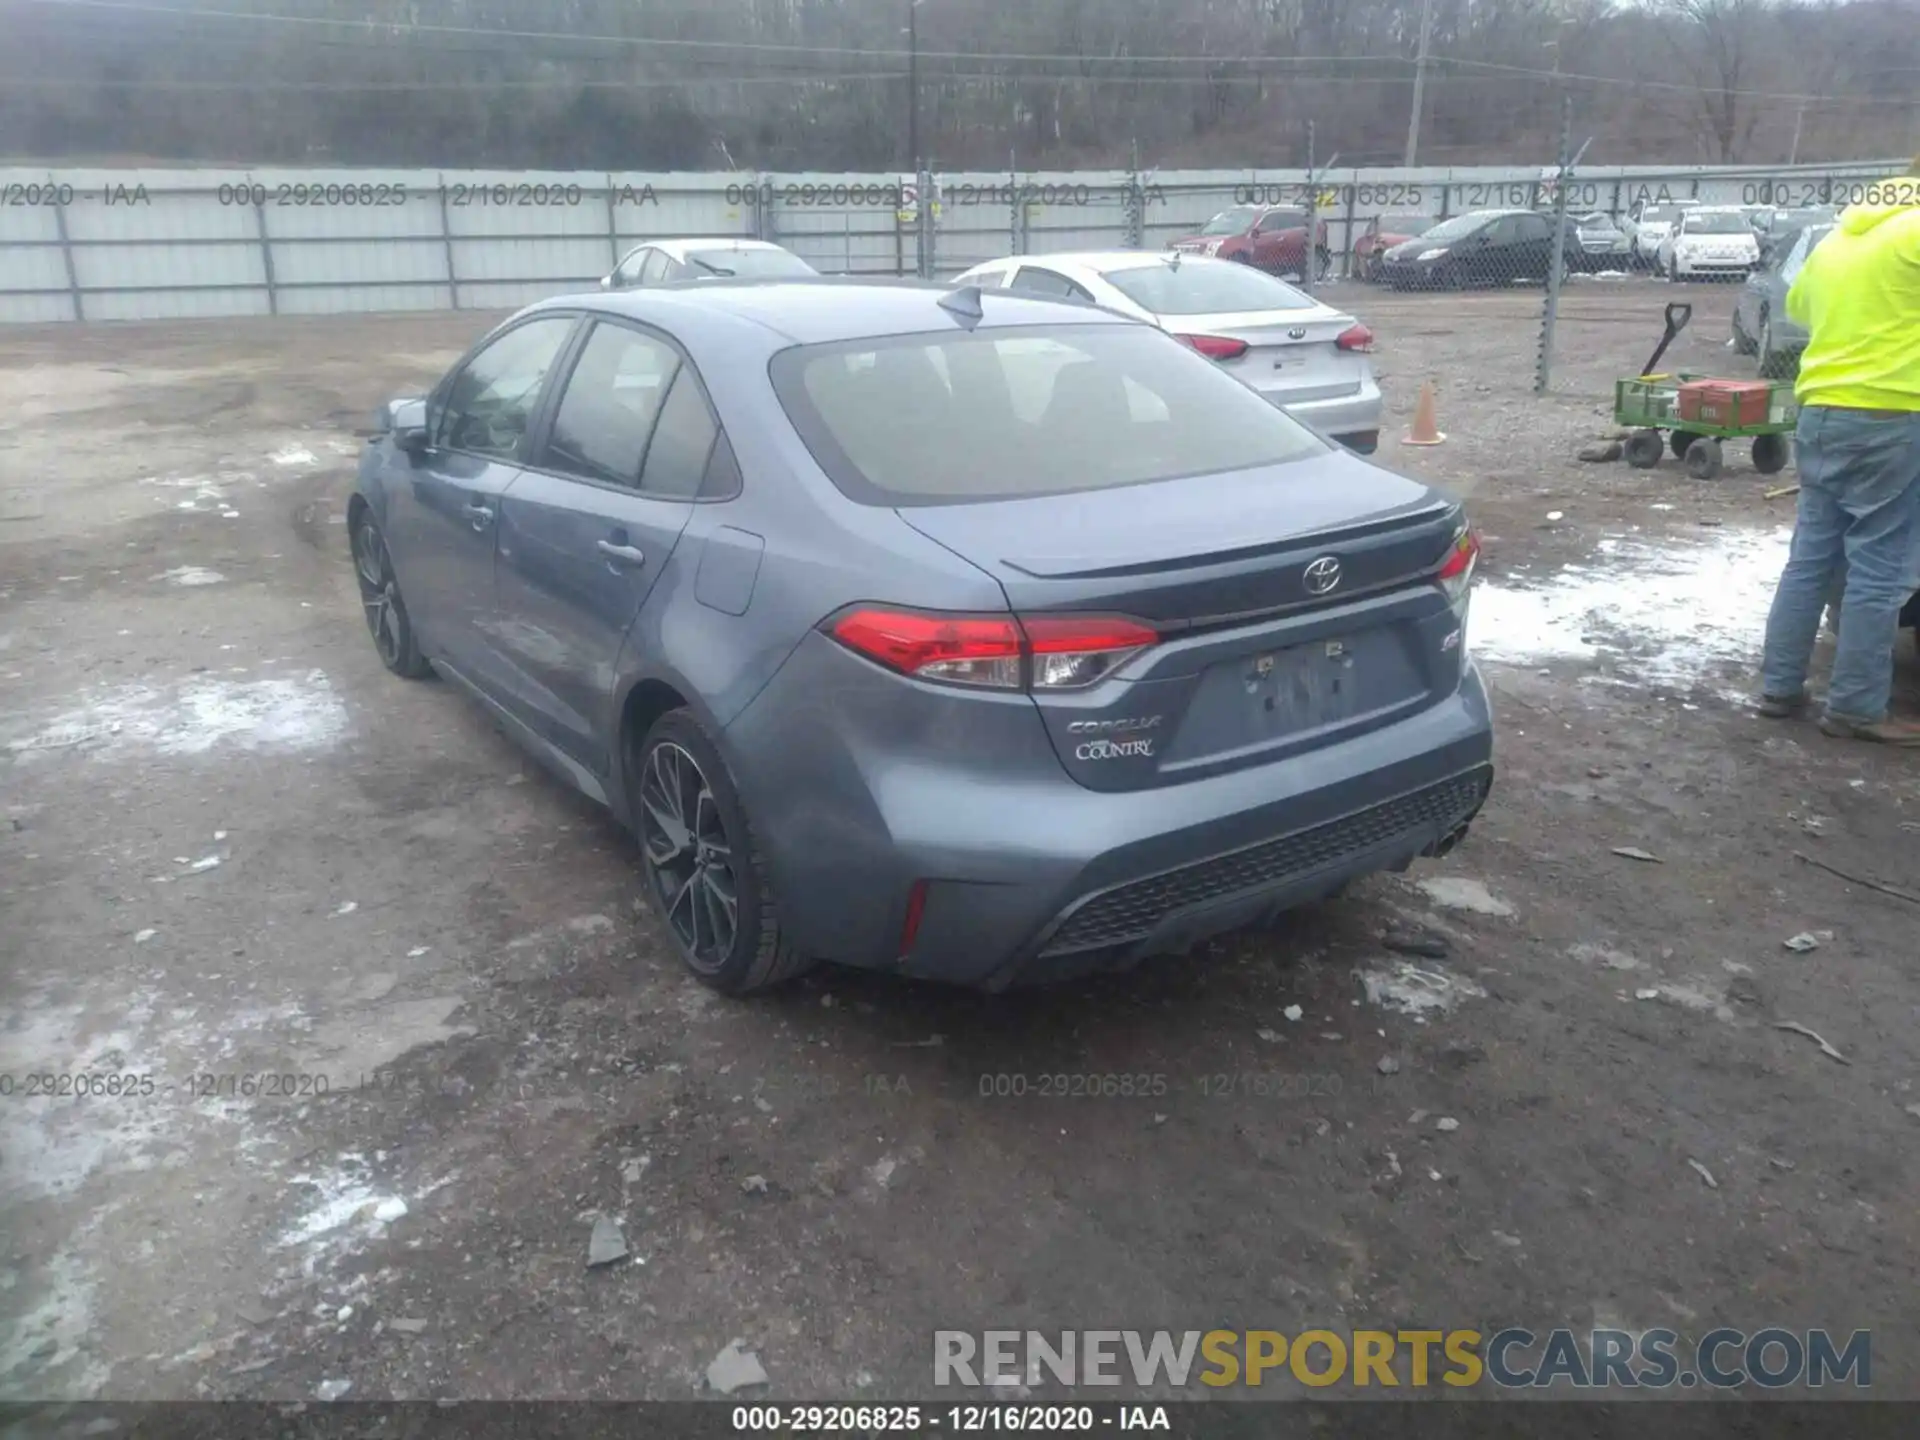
[18,0,1384,65]
[14,0,1909,107]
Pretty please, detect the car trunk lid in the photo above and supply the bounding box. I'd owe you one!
[1168,308,1365,405]
[897,453,1470,792]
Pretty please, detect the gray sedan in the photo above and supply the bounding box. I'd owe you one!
[1733,222,1833,377]
[350,281,1494,993]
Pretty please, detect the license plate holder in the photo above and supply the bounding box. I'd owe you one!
[1247,639,1361,732]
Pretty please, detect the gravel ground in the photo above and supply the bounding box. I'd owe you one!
[3,279,1919,1407]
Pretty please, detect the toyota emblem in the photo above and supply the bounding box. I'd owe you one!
[1302,556,1342,595]
[1287,326,1308,340]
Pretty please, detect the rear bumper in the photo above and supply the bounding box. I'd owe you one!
[726,634,1496,989]
[1268,377,1384,449]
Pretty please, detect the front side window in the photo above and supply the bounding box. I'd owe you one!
[638,250,673,285]
[613,248,649,285]
[541,323,681,487]
[771,323,1325,507]
[434,316,576,460]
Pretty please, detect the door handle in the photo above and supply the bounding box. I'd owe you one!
[461,502,494,531]
[596,540,647,568]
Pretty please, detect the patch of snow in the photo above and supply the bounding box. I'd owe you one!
[271,446,318,467]
[1360,960,1487,1019]
[4,671,348,760]
[156,566,226,587]
[1415,876,1514,917]
[1470,527,1789,693]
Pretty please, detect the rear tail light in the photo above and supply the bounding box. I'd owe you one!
[1437,526,1479,608]
[1023,614,1159,689]
[1175,333,1249,361]
[1337,323,1375,354]
[828,607,1157,691]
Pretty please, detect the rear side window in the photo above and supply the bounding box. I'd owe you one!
[542,322,680,487]
[771,323,1324,507]
[1102,260,1313,316]
[1009,267,1076,299]
[639,370,720,499]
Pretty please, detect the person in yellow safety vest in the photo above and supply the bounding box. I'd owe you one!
[1757,157,1920,744]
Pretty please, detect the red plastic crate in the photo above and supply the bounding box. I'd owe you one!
[1677,379,1772,428]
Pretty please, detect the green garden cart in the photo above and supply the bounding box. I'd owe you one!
[1613,303,1797,481]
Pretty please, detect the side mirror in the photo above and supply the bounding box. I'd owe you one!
[383,398,429,454]
[599,274,613,290]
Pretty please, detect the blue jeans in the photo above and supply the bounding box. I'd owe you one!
[1761,407,1920,721]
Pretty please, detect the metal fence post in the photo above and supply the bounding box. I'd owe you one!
[604,174,621,274]
[1341,184,1358,279]
[253,188,278,315]
[436,172,460,310]
[917,165,933,278]
[52,191,83,321]
[755,173,776,243]
[1124,138,1146,250]
[1301,121,1317,297]
[1013,150,1029,257]
[1536,95,1575,397]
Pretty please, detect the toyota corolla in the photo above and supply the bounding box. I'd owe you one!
[349,279,1495,995]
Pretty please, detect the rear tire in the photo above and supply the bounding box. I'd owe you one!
[1669,429,1700,459]
[1752,432,1790,475]
[1684,436,1724,480]
[632,709,814,996]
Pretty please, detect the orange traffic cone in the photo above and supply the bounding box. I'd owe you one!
[1404,381,1447,446]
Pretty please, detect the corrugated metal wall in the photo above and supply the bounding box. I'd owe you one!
[0,161,1899,323]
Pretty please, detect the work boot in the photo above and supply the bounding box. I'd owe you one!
[1756,688,1809,719]
[1817,712,1920,746]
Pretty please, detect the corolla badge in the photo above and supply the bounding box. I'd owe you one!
[1302,555,1343,596]
[1069,715,1161,760]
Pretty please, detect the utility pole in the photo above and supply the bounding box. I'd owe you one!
[907,0,921,174]
[1404,0,1434,168]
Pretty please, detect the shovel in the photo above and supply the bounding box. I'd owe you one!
[1639,302,1692,378]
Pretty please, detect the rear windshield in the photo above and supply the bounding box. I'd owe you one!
[1199,206,1258,236]
[684,247,816,277]
[1641,206,1683,223]
[1380,214,1435,233]
[1101,259,1314,316]
[770,323,1326,506]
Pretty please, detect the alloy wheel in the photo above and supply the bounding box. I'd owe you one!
[352,522,403,668]
[638,740,738,972]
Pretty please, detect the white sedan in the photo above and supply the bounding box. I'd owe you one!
[952,250,1384,455]
[600,237,817,289]
[1657,209,1761,281]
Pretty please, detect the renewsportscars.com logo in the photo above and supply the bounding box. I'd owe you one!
[933,1328,1871,1390]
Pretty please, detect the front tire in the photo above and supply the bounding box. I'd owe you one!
[350,515,431,679]
[633,709,814,995]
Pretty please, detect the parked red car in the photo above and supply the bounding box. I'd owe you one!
[1354,213,1438,282]
[1170,205,1331,280]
